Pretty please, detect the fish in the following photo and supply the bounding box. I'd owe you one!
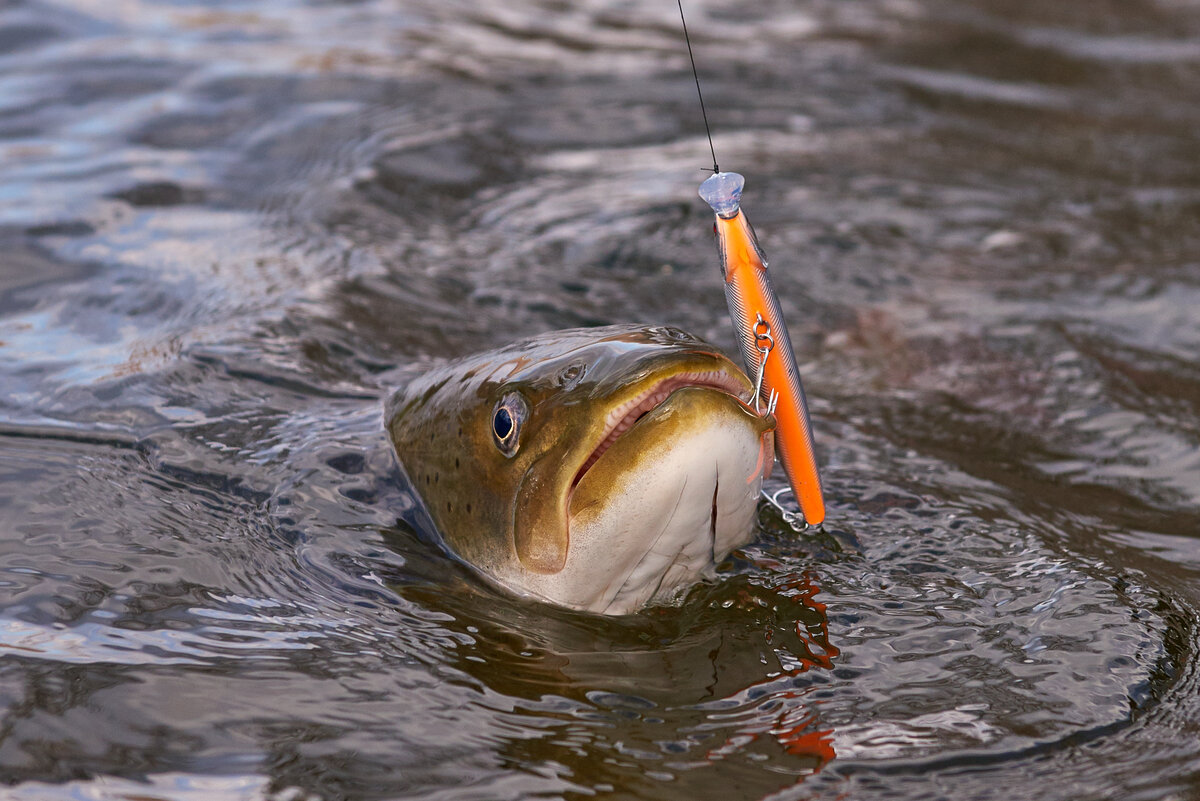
[699,171,826,526]
[385,325,775,615]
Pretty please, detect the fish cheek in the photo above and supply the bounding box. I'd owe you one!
[508,406,584,575]
[441,410,507,558]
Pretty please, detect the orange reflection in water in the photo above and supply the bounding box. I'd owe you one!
[705,569,840,777]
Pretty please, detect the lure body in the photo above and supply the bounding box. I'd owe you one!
[700,172,825,526]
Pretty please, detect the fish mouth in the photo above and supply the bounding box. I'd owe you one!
[559,380,775,615]
[569,369,755,495]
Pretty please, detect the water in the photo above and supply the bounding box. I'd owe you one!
[1,0,1199,798]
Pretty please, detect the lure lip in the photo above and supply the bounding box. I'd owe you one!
[699,171,745,219]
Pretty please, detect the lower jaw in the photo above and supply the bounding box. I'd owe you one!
[598,464,761,615]
[516,407,771,615]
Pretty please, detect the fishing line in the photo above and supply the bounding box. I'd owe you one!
[676,0,719,173]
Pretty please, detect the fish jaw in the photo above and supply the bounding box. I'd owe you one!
[511,357,754,576]
[504,385,774,615]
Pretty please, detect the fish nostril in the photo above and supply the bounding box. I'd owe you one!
[557,362,587,389]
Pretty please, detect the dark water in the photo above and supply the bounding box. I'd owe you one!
[1,0,1199,798]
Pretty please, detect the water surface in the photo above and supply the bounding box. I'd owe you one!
[2,0,1199,798]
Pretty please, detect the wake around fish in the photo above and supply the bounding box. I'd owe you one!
[385,325,775,615]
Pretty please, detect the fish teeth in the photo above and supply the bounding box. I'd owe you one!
[573,370,746,490]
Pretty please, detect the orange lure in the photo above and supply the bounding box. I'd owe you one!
[700,172,825,526]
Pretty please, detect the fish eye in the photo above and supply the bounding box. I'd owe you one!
[493,408,513,440]
[491,392,527,456]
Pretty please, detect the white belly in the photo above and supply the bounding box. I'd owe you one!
[512,394,771,615]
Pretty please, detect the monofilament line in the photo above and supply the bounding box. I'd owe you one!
[676,0,719,174]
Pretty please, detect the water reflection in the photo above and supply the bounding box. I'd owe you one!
[398,557,841,788]
[2,0,1200,797]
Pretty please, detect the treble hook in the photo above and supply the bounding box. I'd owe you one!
[758,484,806,527]
[760,485,808,530]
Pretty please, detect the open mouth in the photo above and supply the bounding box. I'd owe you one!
[569,370,750,493]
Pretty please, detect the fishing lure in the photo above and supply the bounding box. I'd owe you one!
[699,171,826,526]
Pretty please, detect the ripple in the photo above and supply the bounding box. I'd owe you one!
[8,772,278,801]
[2,0,1200,798]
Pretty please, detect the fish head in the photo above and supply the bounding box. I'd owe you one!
[385,325,775,614]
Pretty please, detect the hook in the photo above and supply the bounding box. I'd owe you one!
[760,485,807,530]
